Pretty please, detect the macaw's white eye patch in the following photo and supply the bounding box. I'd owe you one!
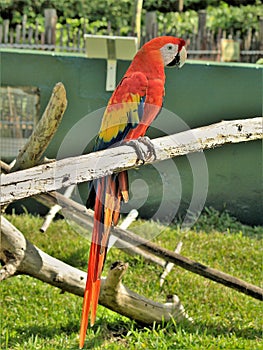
[160,43,179,66]
[165,45,187,68]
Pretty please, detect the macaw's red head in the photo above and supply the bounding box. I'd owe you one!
[143,36,187,68]
[139,36,187,69]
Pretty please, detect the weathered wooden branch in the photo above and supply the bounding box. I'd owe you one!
[0,162,161,264]
[0,157,160,265]
[109,224,263,301]
[109,209,139,248]
[100,261,192,324]
[39,189,163,266]
[1,159,261,299]
[112,209,165,266]
[160,241,183,287]
[40,184,75,232]
[1,117,262,206]
[0,160,11,173]
[0,216,191,324]
[37,191,166,266]
[36,192,263,300]
[11,82,67,171]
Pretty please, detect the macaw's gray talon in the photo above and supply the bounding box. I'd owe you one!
[125,136,156,164]
[138,136,157,161]
[126,139,146,164]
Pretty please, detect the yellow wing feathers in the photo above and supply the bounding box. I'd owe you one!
[97,72,148,147]
[98,93,142,144]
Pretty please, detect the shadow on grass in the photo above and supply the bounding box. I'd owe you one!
[190,208,263,240]
[173,319,263,340]
[13,319,130,349]
[13,316,262,349]
[54,247,89,270]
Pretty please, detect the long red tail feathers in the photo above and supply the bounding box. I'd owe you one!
[79,173,128,349]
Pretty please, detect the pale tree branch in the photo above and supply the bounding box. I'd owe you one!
[0,216,192,324]
[160,241,183,287]
[0,161,165,266]
[110,222,263,301]
[1,167,262,300]
[1,117,262,206]
[22,190,263,300]
[40,184,75,233]
[0,161,11,173]
[11,82,67,172]
[36,191,166,266]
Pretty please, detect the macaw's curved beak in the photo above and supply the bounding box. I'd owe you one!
[167,46,187,68]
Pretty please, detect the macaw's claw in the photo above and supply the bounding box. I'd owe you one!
[139,136,157,160]
[126,136,156,164]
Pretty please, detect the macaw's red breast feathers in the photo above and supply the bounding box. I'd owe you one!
[79,36,187,349]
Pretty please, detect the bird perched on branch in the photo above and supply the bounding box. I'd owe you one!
[79,36,187,349]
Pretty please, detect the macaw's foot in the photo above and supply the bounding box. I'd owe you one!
[126,136,156,164]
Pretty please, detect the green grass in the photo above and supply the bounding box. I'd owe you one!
[1,209,262,349]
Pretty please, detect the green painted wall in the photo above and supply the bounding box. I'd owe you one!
[1,49,262,224]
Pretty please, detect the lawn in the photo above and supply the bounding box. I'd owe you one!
[1,209,262,349]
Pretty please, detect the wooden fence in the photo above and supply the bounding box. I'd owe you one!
[0,9,262,63]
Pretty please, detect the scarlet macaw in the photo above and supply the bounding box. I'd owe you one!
[79,36,187,348]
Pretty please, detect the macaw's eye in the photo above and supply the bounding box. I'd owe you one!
[167,45,173,50]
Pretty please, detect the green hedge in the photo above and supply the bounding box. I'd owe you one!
[1,0,262,37]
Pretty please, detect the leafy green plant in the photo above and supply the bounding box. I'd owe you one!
[157,10,198,36]
[1,0,262,39]
[206,1,263,34]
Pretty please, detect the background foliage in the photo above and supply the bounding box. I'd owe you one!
[0,0,262,37]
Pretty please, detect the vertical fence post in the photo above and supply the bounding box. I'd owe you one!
[9,28,14,44]
[59,27,63,50]
[28,26,33,44]
[259,17,263,51]
[35,20,39,44]
[15,24,21,44]
[3,19,9,44]
[197,10,207,52]
[0,25,3,44]
[44,8,57,46]
[177,0,184,12]
[132,0,143,47]
[107,21,112,35]
[22,14,27,44]
[145,11,158,42]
